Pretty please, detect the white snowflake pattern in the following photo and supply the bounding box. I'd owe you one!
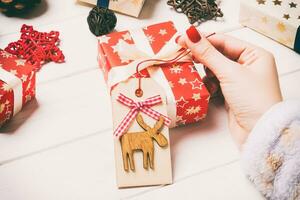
[176,115,183,123]
[99,35,110,44]
[178,78,187,85]
[0,100,10,114]
[159,29,167,36]
[146,34,155,44]
[21,75,28,82]
[185,106,201,115]
[15,59,26,66]
[0,51,13,58]
[2,83,11,91]
[170,64,183,74]
[192,93,201,101]
[111,41,121,53]
[111,40,132,64]
[119,54,131,64]
[122,32,132,41]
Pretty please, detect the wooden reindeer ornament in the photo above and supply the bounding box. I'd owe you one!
[111,78,172,188]
[121,114,168,172]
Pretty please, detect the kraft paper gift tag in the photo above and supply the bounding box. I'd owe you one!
[77,0,145,17]
[111,78,173,188]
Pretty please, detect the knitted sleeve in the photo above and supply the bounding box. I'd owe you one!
[241,100,300,200]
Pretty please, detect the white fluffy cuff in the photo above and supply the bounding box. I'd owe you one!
[241,100,300,200]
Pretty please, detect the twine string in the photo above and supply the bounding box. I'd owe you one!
[134,32,216,97]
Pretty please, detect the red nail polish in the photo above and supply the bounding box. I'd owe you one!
[186,26,201,43]
[175,35,180,43]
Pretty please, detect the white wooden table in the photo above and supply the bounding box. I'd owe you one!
[0,0,299,199]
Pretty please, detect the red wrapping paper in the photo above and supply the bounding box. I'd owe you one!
[0,49,36,127]
[98,21,210,127]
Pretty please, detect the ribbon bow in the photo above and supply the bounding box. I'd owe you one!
[113,93,171,138]
[106,32,190,89]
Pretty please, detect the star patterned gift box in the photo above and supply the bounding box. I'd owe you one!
[0,49,36,127]
[240,0,300,53]
[97,21,210,127]
[78,0,146,17]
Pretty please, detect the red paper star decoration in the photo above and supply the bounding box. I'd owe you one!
[4,24,65,71]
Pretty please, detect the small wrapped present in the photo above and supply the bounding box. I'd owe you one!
[98,21,210,128]
[239,0,300,53]
[0,49,36,127]
[78,0,146,17]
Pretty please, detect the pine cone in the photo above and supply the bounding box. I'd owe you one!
[0,0,41,16]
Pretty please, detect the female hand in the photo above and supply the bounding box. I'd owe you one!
[176,26,283,149]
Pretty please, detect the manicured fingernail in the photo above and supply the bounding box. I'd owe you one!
[175,35,181,43]
[186,25,201,43]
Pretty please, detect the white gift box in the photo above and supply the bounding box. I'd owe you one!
[239,0,300,53]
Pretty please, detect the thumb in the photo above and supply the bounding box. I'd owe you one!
[178,26,237,78]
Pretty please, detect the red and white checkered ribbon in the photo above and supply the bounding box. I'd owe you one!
[113,93,171,138]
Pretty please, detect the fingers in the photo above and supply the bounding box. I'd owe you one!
[206,34,255,62]
[177,26,237,79]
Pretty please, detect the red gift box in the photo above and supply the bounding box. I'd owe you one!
[0,49,36,127]
[97,21,210,127]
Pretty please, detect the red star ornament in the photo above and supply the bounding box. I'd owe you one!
[4,24,65,71]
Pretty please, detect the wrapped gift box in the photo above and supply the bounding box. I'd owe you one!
[78,0,146,17]
[0,49,36,127]
[97,21,210,127]
[239,0,300,53]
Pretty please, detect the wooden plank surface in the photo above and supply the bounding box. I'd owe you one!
[128,162,264,200]
[0,0,299,199]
